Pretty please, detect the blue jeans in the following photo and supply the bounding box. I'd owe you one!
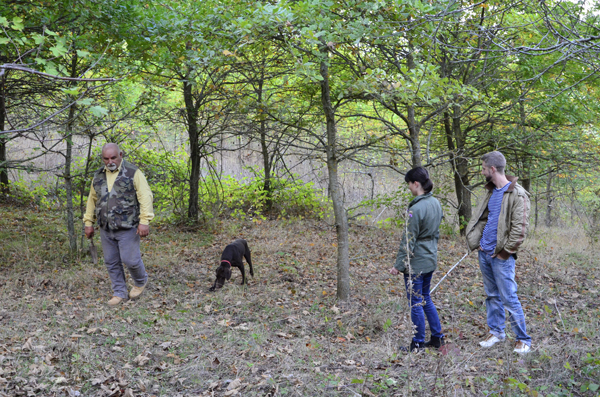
[478,250,531,345]
[404,272,444,343]
[100,228,148,299]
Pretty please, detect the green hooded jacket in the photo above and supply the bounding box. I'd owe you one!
[394,192,443,275]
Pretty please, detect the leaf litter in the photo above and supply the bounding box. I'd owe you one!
[1,205,599,395]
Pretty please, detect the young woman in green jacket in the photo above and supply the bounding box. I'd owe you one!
[389,167,445,352]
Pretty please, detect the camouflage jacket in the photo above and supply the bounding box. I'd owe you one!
[92,161,140,230]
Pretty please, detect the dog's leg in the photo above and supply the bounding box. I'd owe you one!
[238,264,246,285]
[243,242,254,277]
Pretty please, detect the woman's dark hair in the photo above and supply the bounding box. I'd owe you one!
[404,167,433,194]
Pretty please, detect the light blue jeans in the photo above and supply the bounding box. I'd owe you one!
[100,228,148,299]
[403,272,444,343]
[478,250,531,346]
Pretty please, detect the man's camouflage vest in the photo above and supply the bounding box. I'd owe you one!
[92,160,140,230]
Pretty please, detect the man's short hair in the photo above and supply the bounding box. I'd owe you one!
[481,151,506,174]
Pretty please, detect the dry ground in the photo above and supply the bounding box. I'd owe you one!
[1,204,599,396]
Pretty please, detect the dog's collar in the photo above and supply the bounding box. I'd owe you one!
[221,260,231,267]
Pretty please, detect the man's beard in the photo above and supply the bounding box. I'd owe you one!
[485,175,492,183]
[107,163,118,172]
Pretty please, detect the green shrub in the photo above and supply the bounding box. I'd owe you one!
[216,167,328,220]
[3,175,56,209]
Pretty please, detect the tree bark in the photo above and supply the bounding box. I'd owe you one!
[183,66,201,222]
[0,73,8,193]
[545,171,554,227]
[319,55,350,301]
[405,49,422,168]
[256,73,274,210]
[444,107,471,234]
[64,52,78,253]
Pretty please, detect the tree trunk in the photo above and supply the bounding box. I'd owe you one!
[183,67,201,222]
[64,53,78,253]
[519,98,531,193]
[0,74,8,193]
[405,49,422,168]
[444,108,471,234]
[407,105,422,168]
[545,171,554,227]
[319,54,350,301]
[257,75,273,210]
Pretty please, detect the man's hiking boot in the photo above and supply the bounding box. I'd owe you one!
[107,296,124,306]
[129,278,148,299]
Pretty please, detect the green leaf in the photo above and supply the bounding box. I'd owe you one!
[0,17,8,27]
[44,62,59,76]
[32,33,45,45]
[564,361,572,370]
[77,98,93,106]
[61,87,80,95]
[590,383,599,392]
[50,43,67,57]
[351,379,364,384]
[90,105,108,117]
[11,17,24,31]
[0,38,9,45]
[76,50,90,58]
[45,28,58,36]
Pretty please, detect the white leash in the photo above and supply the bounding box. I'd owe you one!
[430,251,471,293]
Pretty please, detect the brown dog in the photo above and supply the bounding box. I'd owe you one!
[209,239,253,291]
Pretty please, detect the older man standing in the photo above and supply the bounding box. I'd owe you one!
[84,143,154,306]
[465,151,532,354]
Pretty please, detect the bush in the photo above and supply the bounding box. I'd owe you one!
[2,176,57,209]
[217,167,328,220]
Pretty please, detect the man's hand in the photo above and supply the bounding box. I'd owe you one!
[137,224,149,237]
[389,267,400,275]
[85,226,94,239]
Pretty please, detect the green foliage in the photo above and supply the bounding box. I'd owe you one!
[358,188,413,228]
[219,168,328,221]
[80,145,327,223]
[120,143,191,222]
[3,176,56,209]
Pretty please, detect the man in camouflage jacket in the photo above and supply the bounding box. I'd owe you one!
[84,143,154,306]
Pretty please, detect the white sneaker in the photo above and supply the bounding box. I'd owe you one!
[514,341,531,354]
[479,334,503,348]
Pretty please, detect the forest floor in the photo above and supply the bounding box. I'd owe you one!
[1,203,599,397]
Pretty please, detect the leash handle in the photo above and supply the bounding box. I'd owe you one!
[430,251,470,294]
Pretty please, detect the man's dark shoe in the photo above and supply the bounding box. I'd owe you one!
[400,340,424,352]
[424,336,445,349]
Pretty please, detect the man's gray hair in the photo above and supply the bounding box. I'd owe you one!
[481,151,506,174]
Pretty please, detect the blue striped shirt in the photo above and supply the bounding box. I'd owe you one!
[480,182,511,254]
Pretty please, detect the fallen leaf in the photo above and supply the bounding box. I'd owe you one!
[22,338,33,351]
[228,378,242,390]
[54,376,68,384]
[133,354,150,366]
